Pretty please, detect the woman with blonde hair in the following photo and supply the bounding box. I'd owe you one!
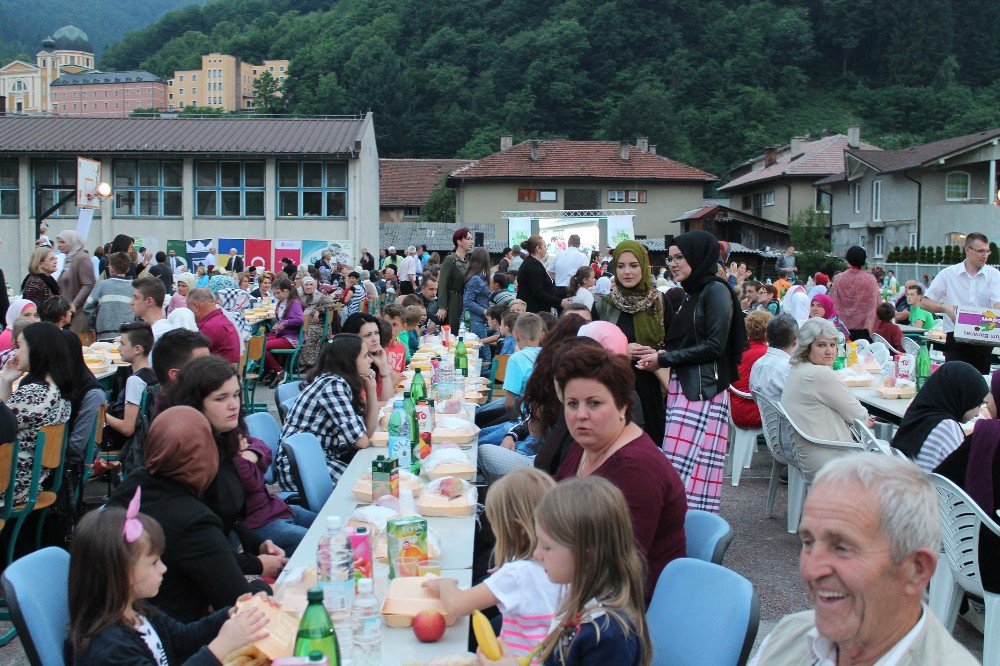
[21,246,61,308]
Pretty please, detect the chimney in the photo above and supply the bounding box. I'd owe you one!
[790,136,805,158]
[500,135,513,152]
[847,125,861,148]
[649,144,657,155]
[763,146,778,167]
[620,141,629,160]
[530,140,539,162]
[636,137,649,152]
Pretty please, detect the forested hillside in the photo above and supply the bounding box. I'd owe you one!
[101,0,1000,176]
[0,0,205,60]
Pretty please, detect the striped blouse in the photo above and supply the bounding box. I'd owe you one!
[914,420,965,472]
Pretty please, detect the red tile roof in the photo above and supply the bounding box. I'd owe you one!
[448,140,716,182]
[379,158,471,207]
[720,135,881,191]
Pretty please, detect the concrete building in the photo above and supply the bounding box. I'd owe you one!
[50,71,167,117]
[0,26,94,114]
[379,158,470,222]
[817,128,1000,259]
[168,54,290,111]
[0,114,379,279]
[447,137,716,244]
[719,127,881,227]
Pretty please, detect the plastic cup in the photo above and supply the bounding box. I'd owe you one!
[418,559,441,576]
[394,554,420,577]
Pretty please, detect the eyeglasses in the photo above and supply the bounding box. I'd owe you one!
[968,247,991,256]
[667,254,685,264]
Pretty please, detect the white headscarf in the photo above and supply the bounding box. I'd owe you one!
[166,307,198,332]
[56,230,86,259]
[782,284,811,322]
[5,299,34,329]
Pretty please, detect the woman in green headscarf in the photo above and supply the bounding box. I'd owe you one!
[593,239,668,443]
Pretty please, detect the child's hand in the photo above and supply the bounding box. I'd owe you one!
[209,606,269,661]
[421,576,456,598]
[476,639,519,665]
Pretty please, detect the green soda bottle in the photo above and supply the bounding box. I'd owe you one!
[294,587,340,663]
[410,368,426,402]
[455,336,468,378]
[916,344,931,389]
[402,392,420,474]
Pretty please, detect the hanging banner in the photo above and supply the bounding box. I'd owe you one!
[328,241,353,266]
[185,238,212,268]
[302,240,355,266]
[508,217,532,249]
[274,239,301,268]
[75,208,94,239]
[607,215,635,246]
[166,240,188,271]
[245,239,273,271]
[218,238,245,256]
[301,240,328,266]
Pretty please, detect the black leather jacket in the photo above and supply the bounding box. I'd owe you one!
[658,281,738,402]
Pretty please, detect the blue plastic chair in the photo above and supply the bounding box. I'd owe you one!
[275,381,301,423]
[281,433,333,513]
[245,412,282,484]
[685,509,734,565]
[1,547,70,666]
[647,558,759,666]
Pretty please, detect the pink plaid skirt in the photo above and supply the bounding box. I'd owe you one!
[662,375,730,513]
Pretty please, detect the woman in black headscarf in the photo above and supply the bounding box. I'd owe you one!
[638,230,747,513]
[892,361,988,471]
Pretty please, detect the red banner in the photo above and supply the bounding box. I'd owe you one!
[245,239,273,271]
[274,240,301,270]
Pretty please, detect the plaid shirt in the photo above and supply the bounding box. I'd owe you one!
[274,373,366,492]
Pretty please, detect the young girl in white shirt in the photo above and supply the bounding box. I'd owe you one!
[423,467,563,660]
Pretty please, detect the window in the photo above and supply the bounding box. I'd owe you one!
[517,189,557,202]
[764,191,775,207]
[113,160,182,217]
[277,161,347,218]
[608,190,625,203]
[908,232,917,249]
[741,195,751,210]
[945,171,971,201]
[195,161,265,217]
[872,180,882,221]
[874,233,884,259]
[815,190,831,214]
[565,188,600,210]
[32,159,79,217]
[403,206,421,217]
[0,160,18,216]
[945,232,968,245]
[859,234,866,249]
[179,75,184,81]
[853,182,861,213]
[608,190,646,203]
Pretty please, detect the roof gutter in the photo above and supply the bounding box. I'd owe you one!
[783,181,792,221]
[903,170,922,248]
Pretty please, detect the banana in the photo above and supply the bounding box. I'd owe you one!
[472,609,502,661]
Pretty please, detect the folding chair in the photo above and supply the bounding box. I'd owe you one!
[1,547,70,664]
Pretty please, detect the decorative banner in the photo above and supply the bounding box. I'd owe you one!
[167,239,188,260]
[607,215,635,246]
[508,217,532,249]
[274,239,301,268]
[301,240,327,266]
[328,241,353,266]
[218,238,245,256]
[75,208,94,239]
[245,239,272,271]
[302,240,354,266]
[185,238,212,268]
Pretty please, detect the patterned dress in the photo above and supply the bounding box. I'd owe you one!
[6,381,71,504]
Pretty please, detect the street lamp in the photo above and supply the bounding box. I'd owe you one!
[87,181,113,202]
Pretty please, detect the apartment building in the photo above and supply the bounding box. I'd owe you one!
[168,54,290,111]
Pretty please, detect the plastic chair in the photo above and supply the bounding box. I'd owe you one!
[684,510,734,564]
[927,474,1000,665]
[727,386,763,486]
[76,402,107,506]
[245,412,282,484]
[275,381,301,412]
[281,432,333,513]
[851,419,891,455]
[854,338,870,355]
[647,558,759,666]
[242,333,268,413]
[1,547,70,665]
[868,341,891,366]
[901,336,921,356]
[270,319,307,380]
[753,390,806,533]
[870,332,900,355]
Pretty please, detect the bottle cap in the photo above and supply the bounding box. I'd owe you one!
[404,391,411,398]
[307,587,324,603]
[358,578,374,594]
[326,515,341,531]
[394,400,404,407]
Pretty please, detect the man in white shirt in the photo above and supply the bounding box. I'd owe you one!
[921,232,1000,373]
[549,234,588,298]
[204,247,218,272]
[398,245,419,295]
[749,314,797,460]
[750,455,977,666]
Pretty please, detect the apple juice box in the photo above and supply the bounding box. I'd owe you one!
[415,400,434,460]
[372,455,399,500]
[386,516,428,579]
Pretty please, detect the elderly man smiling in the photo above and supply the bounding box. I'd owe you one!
[751,455,977,665]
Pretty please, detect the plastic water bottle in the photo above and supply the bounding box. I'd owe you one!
[438,355,455,400]
[316,516,354,628]
[352,578,381,666]
[388,400,412,470]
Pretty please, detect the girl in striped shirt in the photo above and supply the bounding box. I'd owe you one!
[423,468,564,661]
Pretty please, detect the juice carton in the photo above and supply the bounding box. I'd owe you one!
[386,516,428,579]
[344,525,373,586]
[415,400,434,460]
[372,455,399,499]
[895,353,915,383]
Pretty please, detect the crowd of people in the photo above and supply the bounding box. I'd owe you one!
[1,224,998,664]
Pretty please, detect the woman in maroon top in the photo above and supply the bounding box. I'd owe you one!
[553,346,687,599]
[729,309,772,428]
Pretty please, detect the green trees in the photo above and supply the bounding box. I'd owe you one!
[251,71,284,114]
[419,178,456,223]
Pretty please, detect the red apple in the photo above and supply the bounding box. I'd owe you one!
[412,610,446,642]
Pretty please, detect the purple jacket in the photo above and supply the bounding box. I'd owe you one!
[234,435,293,529]
[273,299,304,345]
[197,308,242,363]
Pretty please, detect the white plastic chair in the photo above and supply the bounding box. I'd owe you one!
[870,332,900,355]
[854,338,870,355]
[901,336,921,356]
[753,390,808,533]
[851,419,891,454]
[868,341,891,366]
[728,386,763,487]
[928,474,1000,665]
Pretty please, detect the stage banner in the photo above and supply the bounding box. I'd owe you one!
[328,241,353,266]
[245,239,273,271]
[301,240,327,266]
[607,215,635,245]
[185,238,212,268]
[508,217,532,249]
[302,240,354,266]
[218,238,245,255]
[274,240,302,268]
